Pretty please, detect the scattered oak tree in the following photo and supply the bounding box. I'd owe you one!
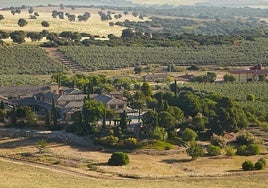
[18,18,28,27]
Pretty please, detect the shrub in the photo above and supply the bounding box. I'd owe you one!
[242,160,255,171]
[187,65,199,70]
[100,135,119,147]
[254,161,265,170]
[182,128,198,142]
[210,134,227,148]
[108,152,129,166]
[207,145,221,156]
[258,158,266,166]
[153,126,168,141]
[247,144,260,155]
[225,146,235,156]
[186,143,204,160]
[236,131,256,145]
[236,144,260,156]
[123,137,138,149]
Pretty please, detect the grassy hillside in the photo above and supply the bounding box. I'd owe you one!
[1,156,268,188]
[0,7,148,37]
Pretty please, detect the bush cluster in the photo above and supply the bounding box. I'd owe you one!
[96,136,138,149]
[236,144,260,156]
[242,158,266,171]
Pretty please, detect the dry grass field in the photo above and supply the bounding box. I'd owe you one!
[0,6,149,37]
[0,136,267,187]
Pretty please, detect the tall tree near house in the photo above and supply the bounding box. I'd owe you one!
[0,100,4,109]
[141,82,152,97]
[106,109,115,126]
[102,109,106,129]
[119,110,128,131]
[51,96,58,129]
[45,110,51,127]
[141,110,158,138]
[0,109,6,122]
[174,80,178,96]
[82,99,105,127]
[9,106,17,124]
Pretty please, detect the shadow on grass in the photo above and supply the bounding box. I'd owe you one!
[0,137,40,149]
[162,158,192,164]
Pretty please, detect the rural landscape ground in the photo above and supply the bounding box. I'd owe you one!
[0,1,268,187]
[0,133,267,188]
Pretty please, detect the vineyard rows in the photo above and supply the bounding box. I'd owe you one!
[0,45,64,75]
[59,38,268,70]
[188,82,268,113]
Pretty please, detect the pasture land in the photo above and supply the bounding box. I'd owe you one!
[0,6,148,37]
[0,136,267,188]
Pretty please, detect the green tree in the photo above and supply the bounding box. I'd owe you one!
[242,160,254,171]
[26,32,43,41]
[0,109,6,122]
[37,139,47,154]
[186,142,204,160]
[178,91,201,117]
[28,7,34,14]
[8,106,17,124]
[182,128,198,142]
[206,72,217,83]
[223,74,236,82]
[141,82,152,97]
[255,161,265,170]
[153,126,168,141]
[208,97,248,135]
[0,100,4,109]
[134,66,142,74]
[41,21,50,27]
[167,106,184,123]
[142,110,158,138]
[82,99,105,127]
[10,30,26,43]
[119,110,128,131]
[51,96,58,129]
[18,18,28,27]
[45,110,51,127]
[158,111,176,131]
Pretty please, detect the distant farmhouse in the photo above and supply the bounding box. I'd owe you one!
[1,83,130,121]
[229,64,268,82]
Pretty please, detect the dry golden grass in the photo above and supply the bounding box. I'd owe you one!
[0,137,268,187]
[0,7,149,37]
[1,137,267,179]
[1,158,268,188]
